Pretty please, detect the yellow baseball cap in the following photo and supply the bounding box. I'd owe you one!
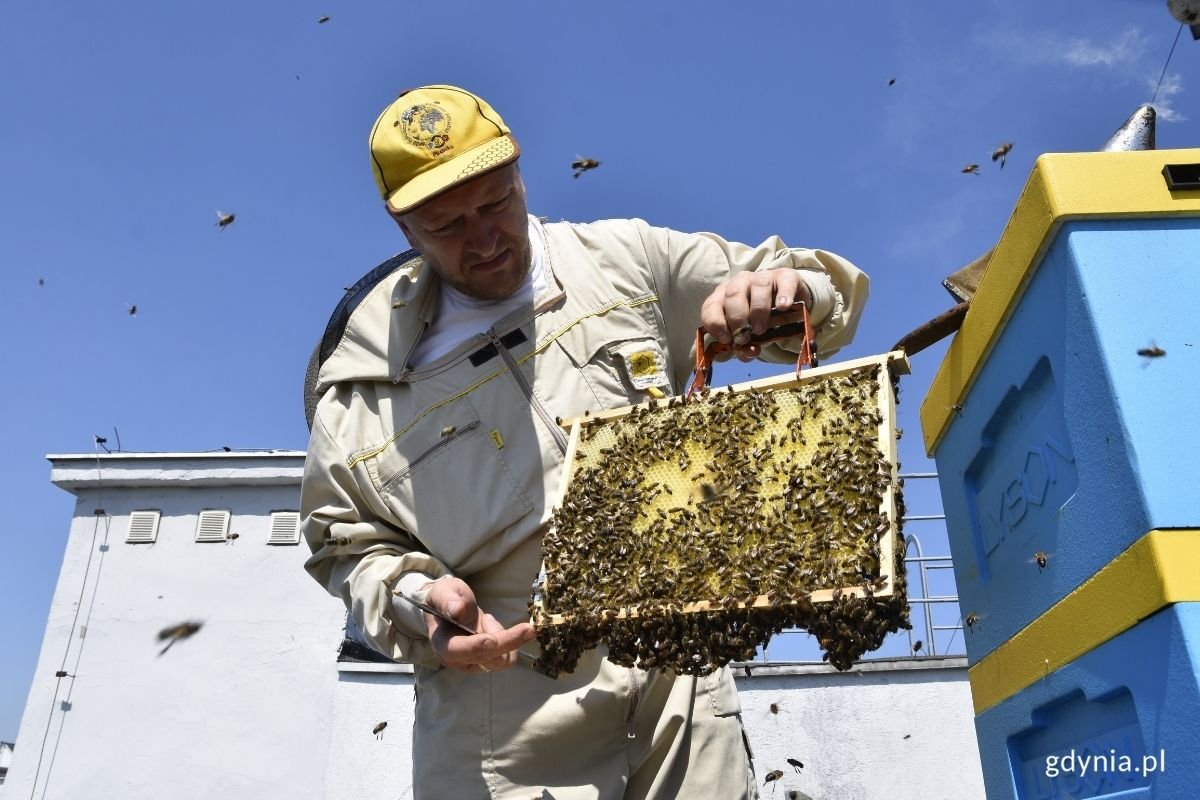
[369,85,520,214]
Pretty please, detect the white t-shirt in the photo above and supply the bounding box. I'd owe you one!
[409,216,549,367]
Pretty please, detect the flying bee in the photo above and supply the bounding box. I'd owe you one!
[216,210,236,230]
[1029,551,1053,572]
[1137,342,1166,358]
[127,304,138,316]
[157,621,203,656]
[372,721,387,738]
[571,157,600,178]
[912,640,923,653]
[317,15,331,23]
[786,757,804,772]
[991,141,1013,168]
[769,701,781,714]
[962,163,981,176]
[226,532,240,541]
[964,612,981,632]
[764,769,784,787]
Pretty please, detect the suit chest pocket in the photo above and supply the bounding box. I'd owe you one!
[373,403,535,567]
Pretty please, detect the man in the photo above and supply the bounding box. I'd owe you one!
[301,84,868,800]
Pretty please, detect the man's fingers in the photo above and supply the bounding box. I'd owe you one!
[437,617,535,673]
[700,287,733,344]
[747,279,776,334]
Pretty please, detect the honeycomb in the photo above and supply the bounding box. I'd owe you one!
[530,352,911,677]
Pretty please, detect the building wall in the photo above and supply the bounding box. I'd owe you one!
[5,455,347,799]
[319,662,984,800]
[7,454,984,799]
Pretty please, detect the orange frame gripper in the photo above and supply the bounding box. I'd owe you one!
[687,303,816,399]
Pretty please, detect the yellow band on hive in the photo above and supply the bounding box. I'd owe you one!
[967,529,1200,715]
[921,148,1200,456]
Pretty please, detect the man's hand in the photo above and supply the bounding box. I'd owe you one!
[423,578,535,673]
[699,270,813,362]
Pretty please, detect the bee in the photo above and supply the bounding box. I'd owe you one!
[962,163,981,176]
[991,142,1013,168]
[888,78,896,86]
[127,304,138,316]
[571,157,600,178]
[216,210,236,230]
[769,701,781,714]
[903,734,912,740]
[226,532,240,542]
[37,277,45,287]
[1137,343,1166,358]
[964,612,981,632]
[1030,551,1053,572]
[764,769,784,786]
[372,721,387,738]
[157,621,203,656]
[786,757,804,772]
[912,639,923,653]
[317,15,331,23]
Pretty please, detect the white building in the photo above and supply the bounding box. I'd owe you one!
[4,452,984,799]
[1,741,14,787]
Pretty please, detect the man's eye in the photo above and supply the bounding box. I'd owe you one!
[484,196,512,213]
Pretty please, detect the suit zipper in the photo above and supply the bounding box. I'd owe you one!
[487,329,568,454]
[624,669,640,739]
[380,421,481,489]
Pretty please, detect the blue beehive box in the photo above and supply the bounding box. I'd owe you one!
[920,149,1200,665]
[972,603,1200,800]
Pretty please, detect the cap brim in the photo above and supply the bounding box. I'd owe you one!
[385,135,520,215]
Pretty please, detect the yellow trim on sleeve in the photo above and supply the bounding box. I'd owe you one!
[967,529,1200,715]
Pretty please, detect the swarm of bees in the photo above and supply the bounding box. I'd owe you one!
[529,361,910,677]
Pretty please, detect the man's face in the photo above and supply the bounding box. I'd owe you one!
[393,163,532,302]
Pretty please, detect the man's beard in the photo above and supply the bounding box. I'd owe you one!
[442,237,532,301]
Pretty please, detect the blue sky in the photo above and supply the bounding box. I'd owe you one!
[1,0,1195,741]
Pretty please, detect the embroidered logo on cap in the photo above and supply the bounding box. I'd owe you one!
[399,103,453,156]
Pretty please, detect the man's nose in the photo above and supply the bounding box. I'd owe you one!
[464,216,500,255]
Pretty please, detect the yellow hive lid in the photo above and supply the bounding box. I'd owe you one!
[922,148,1200,455]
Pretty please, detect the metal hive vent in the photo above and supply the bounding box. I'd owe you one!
[268,511,301,545]
[126,510,161,544]
[195,510,231,542]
